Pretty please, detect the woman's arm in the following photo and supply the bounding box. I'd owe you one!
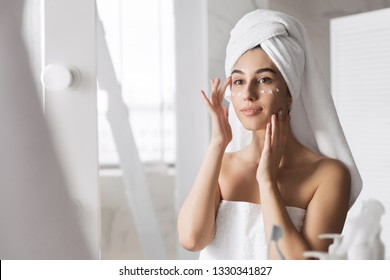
[302,159,351,253]
[257,112,308,259]
[257,112,351,259]
[177,144,223,251]
[260,161,350,259]
[177,77,231,251]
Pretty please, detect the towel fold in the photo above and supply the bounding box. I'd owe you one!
[224,9,362,208]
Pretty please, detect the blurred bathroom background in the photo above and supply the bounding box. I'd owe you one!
[1,0,390,260]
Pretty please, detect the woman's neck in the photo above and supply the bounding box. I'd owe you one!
[246,126,302,167]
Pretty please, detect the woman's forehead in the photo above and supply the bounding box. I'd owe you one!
[232,48,279,75]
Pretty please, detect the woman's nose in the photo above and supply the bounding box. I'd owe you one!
[242,83,259,101]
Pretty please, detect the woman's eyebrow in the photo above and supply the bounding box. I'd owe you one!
[231,68,276,75]
[231,69,245,75]
[255,68,276,74]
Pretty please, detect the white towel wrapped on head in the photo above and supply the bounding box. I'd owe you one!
[224,9,362,208]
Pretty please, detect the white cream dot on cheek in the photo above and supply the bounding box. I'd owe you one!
[237,91,243,97]
[262,87,280,95]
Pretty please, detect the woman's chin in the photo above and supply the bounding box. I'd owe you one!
[236,113,269,131]
[241,121,266,131]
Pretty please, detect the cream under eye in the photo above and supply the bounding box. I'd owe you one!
[232,90,243,97]
[259,87,280,95]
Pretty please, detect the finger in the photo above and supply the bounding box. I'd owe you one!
[200,90,215,113]
[278,109,288,145]
[223,106,229,121]
[210,77,218,87]
[282,113,290,143]
[213,77,220,88]
[285,113,291,128]
[277,109,284,136]
[210,78,221,106]
[222,106,231,129]
[217,76,231,104]
[263,122,272,155]
[271,113,279,146]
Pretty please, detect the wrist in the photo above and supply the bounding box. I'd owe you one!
[208,140,228,152]
[257,177,277,189]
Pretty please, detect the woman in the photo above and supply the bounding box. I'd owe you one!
[177,9,362,260]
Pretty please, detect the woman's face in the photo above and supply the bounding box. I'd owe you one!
[230,48,291,131]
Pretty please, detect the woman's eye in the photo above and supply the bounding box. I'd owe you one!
[258,77,272,84]
[233,80,243,85]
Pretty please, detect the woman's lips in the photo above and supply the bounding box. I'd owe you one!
[241,106,263,116]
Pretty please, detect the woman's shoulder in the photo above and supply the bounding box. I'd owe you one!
[313,157,350,181]
[300,146,350,177]
[310,156,351,204]
[299,147,351,192]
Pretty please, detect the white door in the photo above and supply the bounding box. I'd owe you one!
[42,0,99,258]
[0,0,95,259]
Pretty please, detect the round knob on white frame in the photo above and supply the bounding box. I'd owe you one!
[41,64,80,91]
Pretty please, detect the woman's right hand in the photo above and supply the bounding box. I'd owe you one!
[201,77,232,149]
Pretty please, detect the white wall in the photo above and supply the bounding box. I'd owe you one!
[173,0,210,259]
[331,8,390,259]
[269,0,390,83]
[42,0,99,258]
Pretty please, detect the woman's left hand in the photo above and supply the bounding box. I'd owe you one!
[256,109,289,185]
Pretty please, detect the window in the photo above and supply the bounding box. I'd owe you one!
[97,0,176,166]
